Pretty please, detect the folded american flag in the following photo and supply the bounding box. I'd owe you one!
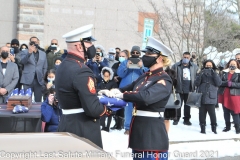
[12,105,29,114]
[98,95,127,111]
[19,89,25,95]
[12,88,19,95]
[24,88,32,96]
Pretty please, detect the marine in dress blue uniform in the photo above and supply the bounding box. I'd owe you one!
[111,37,173,160]
[55,24,111,148]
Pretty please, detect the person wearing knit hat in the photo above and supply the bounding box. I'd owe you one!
[11,39,19,46]
[9,38,22,89]
[10,39,20,54]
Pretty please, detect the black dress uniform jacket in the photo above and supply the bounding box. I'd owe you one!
[55,53,107,148]
[120,67,172,151]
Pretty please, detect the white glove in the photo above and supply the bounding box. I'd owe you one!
[110,88,122,95]
[114,93,123,99]
[98,89,114,97]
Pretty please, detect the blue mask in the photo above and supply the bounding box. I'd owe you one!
[119,57,126,63]
[55,64,59,69]
[182,58,190,64]
[109,54,115,61]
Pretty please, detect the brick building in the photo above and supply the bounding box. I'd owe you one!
[0,0,166,51]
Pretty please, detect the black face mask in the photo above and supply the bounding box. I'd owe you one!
[237,60,240,64]
[13,47,19,53]
[142,55,157,68]
[192,55,196,58]
[85,45,96,59]
[115,52,119,61]
[131,54,140,58]
[205,67,212,69]
[229,66,236,70]
[1,52,9,59]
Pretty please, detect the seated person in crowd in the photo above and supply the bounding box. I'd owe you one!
[97,67,118,132]
[41,88,62,132]
[42,69,56,100]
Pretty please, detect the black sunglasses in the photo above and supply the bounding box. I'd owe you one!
[131,51,140,55]
[51,43,58,45]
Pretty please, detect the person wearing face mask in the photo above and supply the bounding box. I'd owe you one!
[218,59,240,134]
[235,53,240,64]
[190,51,198,66]
[111,50,129,85]
[115,47,121,61]
[171,52,198,126]
[41,88,62,132]
[46,39,63,71]
[110,50,129,130]
[54,57,62,70]
[86,45,109,85]
[20,36,48,102]
[95,44,108,60]
[42,69,56,100]
[195,60,222,134]
[108,37,173,160]
[20,44,28,51]
[97,67,118,132]
[0,46,19,103]
[117,46,148,135]
[10,39,23,90]
[55,24,112,148]
[107,48,118,68]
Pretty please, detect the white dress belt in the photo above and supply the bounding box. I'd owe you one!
[135,110,164,117]
[62,108,84,115]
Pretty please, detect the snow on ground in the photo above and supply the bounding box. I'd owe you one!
[101,104,240,160]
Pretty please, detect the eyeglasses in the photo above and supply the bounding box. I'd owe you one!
[51,43,58,45]
[131,51,140,55]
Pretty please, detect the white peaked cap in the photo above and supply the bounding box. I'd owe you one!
[62,24,96,42]
[141,37,173,57]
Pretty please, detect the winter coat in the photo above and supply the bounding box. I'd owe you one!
[171,60,198,93]
[195,69,222,104]
[112,62,122,86]
[86,58,109,83]
[41,98,62,132]
[95,44,108,59]
[117,59,148,88]
[218,68,240,95]
[108,59,118,68]
[98,67,118,90]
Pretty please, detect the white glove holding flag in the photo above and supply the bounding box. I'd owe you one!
[98,89,114,97]
[114,93,123,99]
[110,88,122,95]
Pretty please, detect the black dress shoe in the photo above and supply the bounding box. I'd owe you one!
[173,120,179,125]
[102,127,110,132]
[183,121,192,126]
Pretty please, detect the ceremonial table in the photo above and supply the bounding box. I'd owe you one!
[0,103,42,133]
